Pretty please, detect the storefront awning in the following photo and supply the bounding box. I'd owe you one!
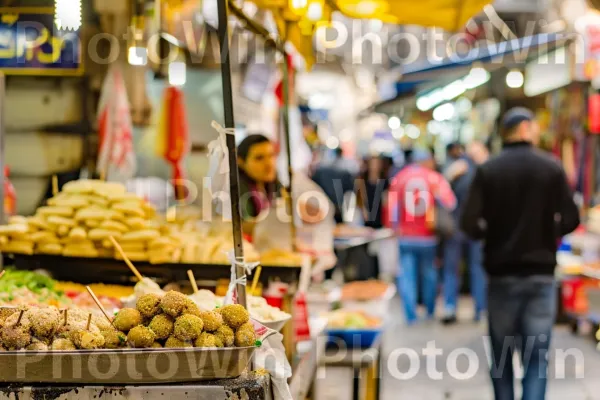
[398,33,568,83]
[332,0,491,32]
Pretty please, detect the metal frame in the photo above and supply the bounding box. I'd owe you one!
[215,0,298,307]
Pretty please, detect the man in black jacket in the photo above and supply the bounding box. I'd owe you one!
[461,107,580,400]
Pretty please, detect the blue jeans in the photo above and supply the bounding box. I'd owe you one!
[488,276,556,400]
[397,240,438,324]
[443,231,486,318]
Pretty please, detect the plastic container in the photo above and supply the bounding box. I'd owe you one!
[338,284,396,318]
[327,327,383,348]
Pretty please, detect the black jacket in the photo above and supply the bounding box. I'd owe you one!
[460,141,580,277]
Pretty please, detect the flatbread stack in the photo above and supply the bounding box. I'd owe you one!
[0,180,181,263]
[0,180,264,265]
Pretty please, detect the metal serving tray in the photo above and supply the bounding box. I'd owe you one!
[0,347,255,384]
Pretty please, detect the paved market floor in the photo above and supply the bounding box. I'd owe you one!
[316,297,600,400]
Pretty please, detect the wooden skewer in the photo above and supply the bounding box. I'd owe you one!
[86,286,114,325]
[99,169,106,182]
[63,309,68,326]
[16,310,24,326]
[187,270,199,294]
[109,236,143,281]
[0,270,5,280]
[86,313,92,331]
[52,175,59,196]
[250,266,262,296]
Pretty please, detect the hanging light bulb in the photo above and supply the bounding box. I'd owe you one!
[506,69,524,88]
[55,0,82,31]
[306,0,324,21]
[289,0,308,16]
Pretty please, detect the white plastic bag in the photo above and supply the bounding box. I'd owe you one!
[253,332,293,400]
[207,121,233,220]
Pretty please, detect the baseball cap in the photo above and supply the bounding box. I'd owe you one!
[502,107,534,131]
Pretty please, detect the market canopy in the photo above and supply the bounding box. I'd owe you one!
[245,0,492,68]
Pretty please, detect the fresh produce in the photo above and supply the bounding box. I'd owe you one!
[326,310,381,330]
[0,269,70,307]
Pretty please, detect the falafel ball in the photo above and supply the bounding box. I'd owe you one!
[160,291,188,317]
[234,324,256,347]
[128,325,156,348]
[101,329,127,349]
[148,314,174,340]
[112,308,142,332]
[173,315,203,341]
[26,341,49,351]
[220,304,249,329]
[0,308,17,324]
[51,338,76,351]
[181,299,202,317]
[1,314,32,350]
[214,325,235,347]
[199,311,223,332]
[136,293,162,319]
[165,336,193,348]
[75,331,106,350]
[151,341,163,348]
[194,332,218,348]
[92,315,113,332]
[26,307,60,338]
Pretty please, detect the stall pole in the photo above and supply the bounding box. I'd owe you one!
[281,49,296,250]
[216,0,247,307]
[0,73,4,270]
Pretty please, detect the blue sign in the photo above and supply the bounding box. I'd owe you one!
[0,8,82,76]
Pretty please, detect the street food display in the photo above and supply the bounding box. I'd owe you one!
[0,180,305,267]
[326,310,382,330]
[340,280,391,301]
[0,293,257,351]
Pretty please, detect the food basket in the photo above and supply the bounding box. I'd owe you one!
[0,347,256,384]
[253,315,291,332]
[327,327,383,348]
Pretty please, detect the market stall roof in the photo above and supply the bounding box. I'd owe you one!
[330,0,491,32]
[398,33,568,83]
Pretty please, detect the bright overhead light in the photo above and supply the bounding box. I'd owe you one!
[326,136,340,149]
[55,0,82,31]
[506,69,524,88]
[433,103,455,121]
[307,1,323,21]
[388,116,401,130]
[405,124,420,139]
[392,127,404,139]
[416,67,489,112]
[128,46,148,66]
[427,120,442,135]
[169,61,187,86]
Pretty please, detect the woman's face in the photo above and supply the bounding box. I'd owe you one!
[238,141,277,183]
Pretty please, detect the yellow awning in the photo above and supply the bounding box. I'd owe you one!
[334,0,491,32]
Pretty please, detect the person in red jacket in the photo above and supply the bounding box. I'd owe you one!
[386,149,456,324]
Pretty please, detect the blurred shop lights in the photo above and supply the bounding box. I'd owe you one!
[290,0,308,16]
[405,124,420,139]
[433,103,455,121]
[416,67,490,111]
[169,61,187,86]
[128,47,148,66]
[55,0,82,31]
[307,0,324,21]
[506,69,524,88]
[326,136,340,149]
[388,116,401,130]
[392,126,404,139]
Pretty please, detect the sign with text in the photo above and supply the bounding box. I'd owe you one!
[0,8,82,76]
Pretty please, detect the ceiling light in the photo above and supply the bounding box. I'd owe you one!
[405,124,420,139]
[326,136,340,149]
[388,116,401,130]
[506,69,524,88]
[433,103,455,121]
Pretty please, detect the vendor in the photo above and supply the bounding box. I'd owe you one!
[237,134,279,236]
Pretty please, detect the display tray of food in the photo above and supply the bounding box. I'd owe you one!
[325,310,383,349]
[8,254,302,285]
[0,288,263,383]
